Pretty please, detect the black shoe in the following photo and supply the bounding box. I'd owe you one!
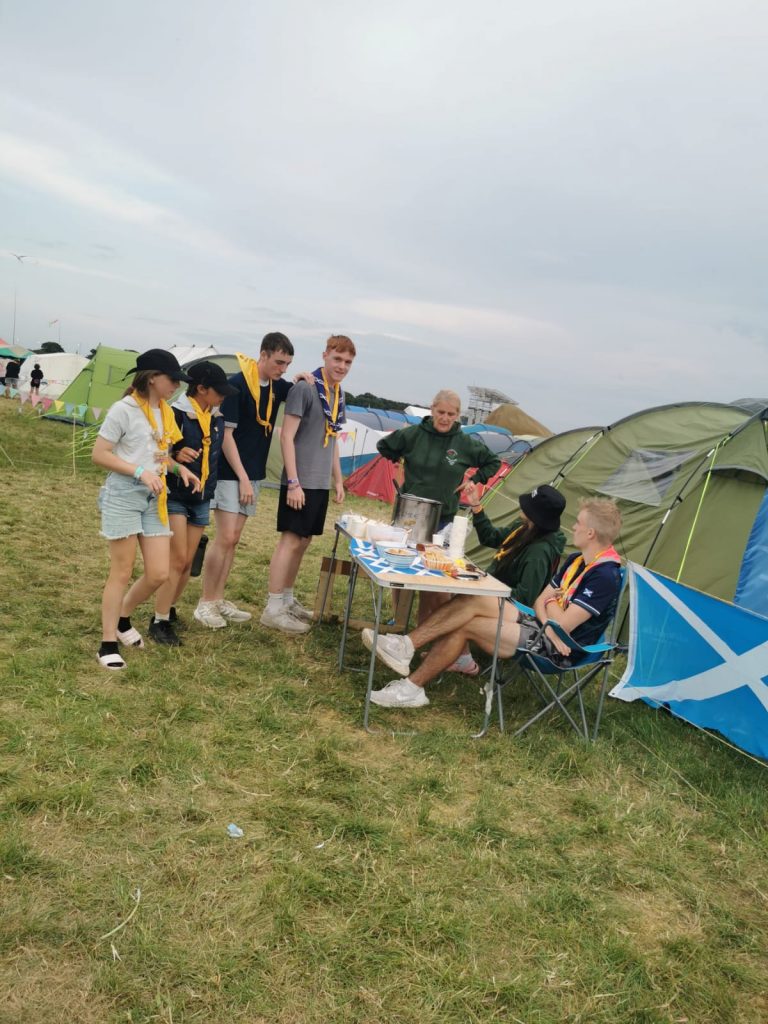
[148,617,182,647]
[169,606,183,627]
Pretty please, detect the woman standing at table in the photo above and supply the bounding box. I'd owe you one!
[377,389,500,620]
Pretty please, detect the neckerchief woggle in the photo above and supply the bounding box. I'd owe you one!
[556,546,621,609]
[188,397,212,492]
[493,523,525,562]
[236,352,273,435]
[133,395,183,526]
[313,367,345,447]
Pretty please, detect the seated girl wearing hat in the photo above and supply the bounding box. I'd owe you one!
[91,349,200,669]
[447,482,567,674]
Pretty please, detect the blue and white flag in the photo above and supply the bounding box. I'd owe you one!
[611,563,768,760]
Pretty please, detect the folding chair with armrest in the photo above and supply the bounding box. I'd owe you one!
[476,569,626,741]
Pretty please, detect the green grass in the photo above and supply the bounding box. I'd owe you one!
[1,400,767,1023]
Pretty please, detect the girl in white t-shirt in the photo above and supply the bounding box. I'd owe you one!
[92,349,200,669]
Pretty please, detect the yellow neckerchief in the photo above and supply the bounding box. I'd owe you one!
[133,394,183,526]
[556,546,621,608]
[188,397,212,491]
[236,352,273,434]
[493,523,525,562]
[319,368,340,448]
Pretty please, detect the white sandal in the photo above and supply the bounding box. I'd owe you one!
[116,626,144,648]
[97,651,126,670]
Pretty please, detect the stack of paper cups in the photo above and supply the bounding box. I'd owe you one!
[448,514,469,560]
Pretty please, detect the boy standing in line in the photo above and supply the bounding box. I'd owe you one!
[260,335,356,634]
[195,333,295,628]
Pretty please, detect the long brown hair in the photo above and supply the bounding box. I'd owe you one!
[122,370,156,398]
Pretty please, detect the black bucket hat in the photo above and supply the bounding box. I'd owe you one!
[187,360,239,397]
[125,348,192,382]
[519,484,566,532]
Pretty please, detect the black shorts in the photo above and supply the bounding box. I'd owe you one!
[516,615,575,668]
[277,486,330,538]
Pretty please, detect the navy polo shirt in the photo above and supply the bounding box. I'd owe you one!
[217,372,292,482]
[552,553,622,648]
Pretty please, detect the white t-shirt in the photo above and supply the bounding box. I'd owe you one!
[98,396,165,469]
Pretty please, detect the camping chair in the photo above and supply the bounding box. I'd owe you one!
[476,569,626,741]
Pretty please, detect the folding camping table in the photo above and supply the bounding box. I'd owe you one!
[337,539,511,732]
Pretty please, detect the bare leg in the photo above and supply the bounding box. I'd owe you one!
[120,535,171,617]
[202,509,247,602]
[155,517,203,616]
[268,532,313,592]
[172,524,205,605]
[409,594,519,650]
[417,590,451,625]
[102,536,138,641]
[409,606,522,688]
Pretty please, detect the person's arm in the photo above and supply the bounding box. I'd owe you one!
[220,427,254,505]
[280,413,305,509]
[92,435,164,495]
[470,440,502,485]
[332,442,344,503]
[533,583,591,656]
[377,428,408,463]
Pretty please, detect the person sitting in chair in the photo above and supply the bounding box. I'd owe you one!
[363,497,622,709]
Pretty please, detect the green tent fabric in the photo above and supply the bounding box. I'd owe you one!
[467,401,762,604]
[44,345,138,425]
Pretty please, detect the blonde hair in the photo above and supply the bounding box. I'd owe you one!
[431,389,461,413]
[579,497,622,545]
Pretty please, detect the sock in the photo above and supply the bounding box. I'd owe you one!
[99,640,119,656]
[283,588,294,605]
[154,613,170,623]
[117,616,131,632]
[267,592,284,614]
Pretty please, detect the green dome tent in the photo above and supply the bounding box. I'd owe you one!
[467,401,768,612]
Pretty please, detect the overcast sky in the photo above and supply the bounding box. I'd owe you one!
[1,0,766,430]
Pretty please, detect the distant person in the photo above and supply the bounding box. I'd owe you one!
[195,333,296,629]
[0,358,7,390]
[365,497,623,709]
[91,349,200,670]
[30,363,44,392]
[261,335,356,634]
[149,361,238,646]
[4,358,20,397]
[377,389,500,620]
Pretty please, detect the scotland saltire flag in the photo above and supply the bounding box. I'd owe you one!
[611,563,768,760]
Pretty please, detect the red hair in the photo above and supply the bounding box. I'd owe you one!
[325,334,356,356]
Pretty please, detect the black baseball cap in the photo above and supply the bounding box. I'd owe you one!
[125,348,192,382]
[187,360,239,397]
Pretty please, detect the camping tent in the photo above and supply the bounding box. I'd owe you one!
[44,345,138,424]
[17,352,88,400]
[485,402,552,437]
[467,402,768,612]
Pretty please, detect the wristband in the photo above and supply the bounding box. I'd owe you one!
[171,463,180,476]
[471,505,483,514]
[287,478,299,485]
[134,465,145,480]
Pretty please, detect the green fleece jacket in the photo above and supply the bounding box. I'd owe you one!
[377,418,501,519]
[474,511,566,606]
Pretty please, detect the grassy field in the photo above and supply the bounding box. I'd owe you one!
[1,399,767,1024]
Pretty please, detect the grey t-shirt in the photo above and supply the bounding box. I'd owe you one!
[282,380,343,490]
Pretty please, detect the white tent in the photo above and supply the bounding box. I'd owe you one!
[168,344,219,365]
[17,353,88,400]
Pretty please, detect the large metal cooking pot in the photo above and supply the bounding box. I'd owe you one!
[391,492,442,545]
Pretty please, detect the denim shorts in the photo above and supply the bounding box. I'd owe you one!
[167,496,211,528]
[210,478,261,517]
[98,473,172,540]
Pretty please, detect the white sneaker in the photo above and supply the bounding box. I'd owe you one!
[370,678,429,708]
[217,599,252,622]
[194,601,227,629]
[260,607,311,634]
[286,598,314,624]
[361,629,414,676]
